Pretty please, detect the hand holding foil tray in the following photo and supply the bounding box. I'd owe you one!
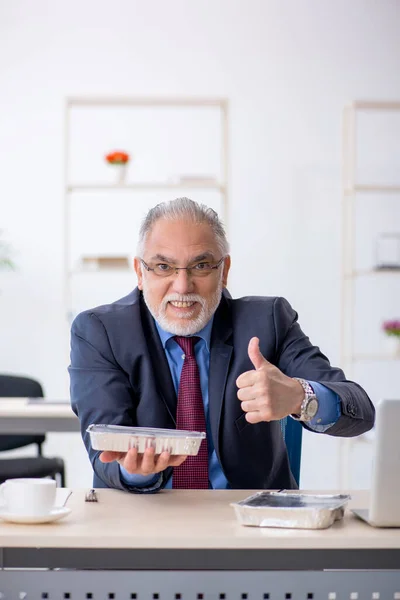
[231,491,351,529]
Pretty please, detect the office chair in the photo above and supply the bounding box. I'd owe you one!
[280,416,303,486]
[0,374,66,486]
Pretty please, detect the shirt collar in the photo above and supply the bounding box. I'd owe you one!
[155,316,214,353]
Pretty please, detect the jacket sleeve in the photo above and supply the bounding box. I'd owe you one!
[68,310,171,492]
[273,297,375,436]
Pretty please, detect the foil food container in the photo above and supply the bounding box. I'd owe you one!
[87,424,206,455]
[231,491,351,529]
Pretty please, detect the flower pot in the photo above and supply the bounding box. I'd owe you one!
[116,163,128,185]
[383,335,400,358]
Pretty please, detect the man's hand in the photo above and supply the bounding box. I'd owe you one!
[99,447,187,475]
[236,337,304,424]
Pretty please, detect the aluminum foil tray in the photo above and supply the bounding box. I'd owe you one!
[87,424,206,455]
[231,491,351,529]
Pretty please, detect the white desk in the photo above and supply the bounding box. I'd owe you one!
[0,398,80,433]
[1,489,399,598]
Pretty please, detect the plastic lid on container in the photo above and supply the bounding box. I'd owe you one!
[86,423,206,438]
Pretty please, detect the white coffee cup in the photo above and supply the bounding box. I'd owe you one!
[0,478,57,516]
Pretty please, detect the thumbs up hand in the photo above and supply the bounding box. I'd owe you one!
[236,337,304,424]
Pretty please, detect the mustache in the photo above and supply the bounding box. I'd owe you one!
[161,294,206,309]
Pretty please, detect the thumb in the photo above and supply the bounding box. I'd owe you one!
[248,337,267,370]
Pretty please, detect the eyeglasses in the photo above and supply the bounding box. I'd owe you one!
[140,257,225,278]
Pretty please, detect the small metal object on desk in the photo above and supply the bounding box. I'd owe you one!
[85,489,98,502]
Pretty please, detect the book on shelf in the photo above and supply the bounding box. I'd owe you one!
[80,256,131,270]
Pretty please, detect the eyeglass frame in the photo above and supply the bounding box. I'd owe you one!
[139,256,226,277]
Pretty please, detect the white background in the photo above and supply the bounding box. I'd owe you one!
[1,0,400,489]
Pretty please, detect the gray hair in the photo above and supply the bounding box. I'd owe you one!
[136,197,230,257]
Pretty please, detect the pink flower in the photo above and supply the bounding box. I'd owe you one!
[383,319,400,337]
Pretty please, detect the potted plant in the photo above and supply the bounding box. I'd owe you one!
[105,150,130,184]
[382,319,400,357]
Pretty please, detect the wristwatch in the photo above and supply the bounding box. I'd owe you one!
[291,378,319,422]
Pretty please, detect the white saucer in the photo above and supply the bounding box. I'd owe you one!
[0,506,71,524]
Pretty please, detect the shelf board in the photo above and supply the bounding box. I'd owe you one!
[347,354,400,361]
[66,182,225,193]
[344,267,400,278]
[344,184,400,194]
[68,269,133,275]
[352,100,400,111]
[67,97,228,108]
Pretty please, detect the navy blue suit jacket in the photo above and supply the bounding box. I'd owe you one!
[69,288,375,491]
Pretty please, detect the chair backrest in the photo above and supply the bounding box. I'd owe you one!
[0,374,45,453]
[280,416,303,486]
[0,374,43,398]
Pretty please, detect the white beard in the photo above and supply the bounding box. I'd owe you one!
[142,279,223,336]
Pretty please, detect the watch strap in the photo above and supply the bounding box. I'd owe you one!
[292,378,316,422]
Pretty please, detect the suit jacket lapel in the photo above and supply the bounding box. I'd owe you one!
[139,293,177,425]
[209,293,233,450]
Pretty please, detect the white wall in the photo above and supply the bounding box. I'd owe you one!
[1,0,400,489]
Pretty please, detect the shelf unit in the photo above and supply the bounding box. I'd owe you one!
[341,100,400,373]
[64,96,229,321]
[340,100,400,487]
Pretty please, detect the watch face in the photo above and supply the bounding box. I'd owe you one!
[307,398,319,419]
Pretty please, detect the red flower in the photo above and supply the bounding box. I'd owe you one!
[105,151,130,164]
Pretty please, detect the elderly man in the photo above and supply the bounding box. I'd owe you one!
[69,197,374,492]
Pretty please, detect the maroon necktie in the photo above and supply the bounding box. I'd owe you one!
[172,336,209,489]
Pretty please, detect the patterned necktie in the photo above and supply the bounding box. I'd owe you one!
[172,336,209,489]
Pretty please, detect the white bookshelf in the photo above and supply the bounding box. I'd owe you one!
[341,100,400,372]
[64,97,229,321]
[340,100,400,487]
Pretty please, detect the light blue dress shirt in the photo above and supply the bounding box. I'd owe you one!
[120,319,341,488]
